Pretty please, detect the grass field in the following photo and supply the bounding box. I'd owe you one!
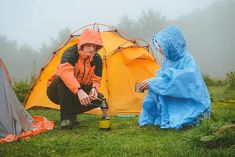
[0,86,234,157]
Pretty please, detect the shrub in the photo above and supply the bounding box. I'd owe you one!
[203,74,226,86]
[226,71,235,89]
[12,79,31,103]
[12,73,36,103]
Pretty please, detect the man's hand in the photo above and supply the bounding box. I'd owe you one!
[139,79,150,90]
[89,87,98,100]
[77,89,91,105]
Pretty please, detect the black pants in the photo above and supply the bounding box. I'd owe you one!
[47,77,103,120]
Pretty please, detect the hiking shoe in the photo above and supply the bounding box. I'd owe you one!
[61,119,73,129]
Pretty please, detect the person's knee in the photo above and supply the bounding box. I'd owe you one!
[47,87,59,104]
[47,77,67,104]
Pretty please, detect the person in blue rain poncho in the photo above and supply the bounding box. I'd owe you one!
[138,25,211,129]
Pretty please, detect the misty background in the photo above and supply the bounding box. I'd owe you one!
[0,0,234,80]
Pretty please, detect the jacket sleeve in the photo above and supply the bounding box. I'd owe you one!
[148,59,201,99]
[57,45,80,94]
[92,54,103,92]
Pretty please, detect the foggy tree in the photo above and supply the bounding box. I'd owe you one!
[0,28,71,80]
[117,14,135,37]
[17,44,39,78]
[172,0,235,78]
[0,37,38,79]
[117,1,235,78]
[117,8,166,62]
[117,8,166,41]
[2,0,234,80]
[38,27,71,66]
[58,28,71,43]
[135,8,166,41]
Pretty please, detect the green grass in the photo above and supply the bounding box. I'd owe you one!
[209,86,235,102]
[0,86,235,157]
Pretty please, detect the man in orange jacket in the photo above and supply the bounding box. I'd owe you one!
[47,28,104,129]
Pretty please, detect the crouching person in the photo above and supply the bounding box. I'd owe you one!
[47,28,104,129]
[138,25,211,129]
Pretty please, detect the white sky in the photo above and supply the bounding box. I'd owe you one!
[0,0,215,49]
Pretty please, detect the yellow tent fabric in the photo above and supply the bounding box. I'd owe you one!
[24,25,160,115]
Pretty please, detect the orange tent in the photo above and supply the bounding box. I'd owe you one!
[24,23,160,115]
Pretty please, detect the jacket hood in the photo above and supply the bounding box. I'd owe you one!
[152,25,187,61]
[78,28,103,50]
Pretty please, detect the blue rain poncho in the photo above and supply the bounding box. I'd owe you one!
[138,25,211,129]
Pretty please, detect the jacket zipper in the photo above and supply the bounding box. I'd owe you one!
[81,58,87,84]
[76,70,80,79]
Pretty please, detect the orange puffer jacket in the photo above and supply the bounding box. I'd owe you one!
[48,29,103,94]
